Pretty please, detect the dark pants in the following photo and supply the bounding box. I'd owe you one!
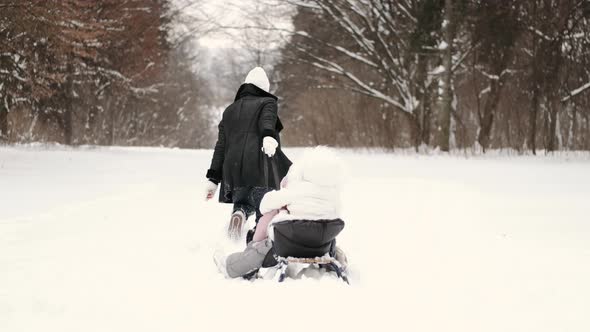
[231,186,274,223]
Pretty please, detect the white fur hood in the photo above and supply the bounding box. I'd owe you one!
[259,147,343,239]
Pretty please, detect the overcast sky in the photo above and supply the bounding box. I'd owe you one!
[173,0,292,49]
[173,0,257,49]
[196,0,243,48]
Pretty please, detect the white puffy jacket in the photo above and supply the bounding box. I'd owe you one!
[259,148,342,240]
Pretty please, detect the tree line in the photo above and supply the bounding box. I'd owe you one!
[275,0,590,153]
[2,0,589,152]
[0,0,212,148]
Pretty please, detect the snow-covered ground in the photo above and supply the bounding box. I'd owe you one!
[1,145,589,332]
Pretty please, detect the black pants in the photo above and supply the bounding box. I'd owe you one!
[231,186,274,223]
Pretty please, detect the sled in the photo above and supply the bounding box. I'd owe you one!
[271,219,349,284]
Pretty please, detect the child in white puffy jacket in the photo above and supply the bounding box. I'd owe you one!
[214,147,346,279]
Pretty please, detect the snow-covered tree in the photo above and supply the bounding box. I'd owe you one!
[275,0,590,151]
[0,0,213,147]
[273,0,475,148]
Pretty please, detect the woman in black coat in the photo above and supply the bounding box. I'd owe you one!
[205,67,291,240]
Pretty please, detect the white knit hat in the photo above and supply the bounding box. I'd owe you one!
[244,67,270,92]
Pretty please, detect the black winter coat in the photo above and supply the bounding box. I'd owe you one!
[206,83,292,203]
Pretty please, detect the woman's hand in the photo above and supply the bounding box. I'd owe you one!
[205,180,218,201]
[262,136,278,157]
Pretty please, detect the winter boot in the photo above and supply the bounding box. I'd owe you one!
[213,250,230,278]
[228,209,246,240]
[246,228,255,245]
[321,246,348,274]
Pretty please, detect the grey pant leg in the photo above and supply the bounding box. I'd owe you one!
[225,239,273,278]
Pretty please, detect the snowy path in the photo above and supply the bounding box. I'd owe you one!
[1,146,589,332]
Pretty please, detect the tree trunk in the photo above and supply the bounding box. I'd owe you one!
[63,63,74,145]
[402,111,423,151]
[570,105,577,150]
[436,0,454,152]
[529,87,539,155]
[477,80,503,151]
[415,54,432,146]
[542,99,549,151]
[107,95,115,145]
[504,106,513,148]
[421,96,432,145]
[0,102,7,141]
[548,107,558,152]
[63,108,73,145]
[546,97,561,152]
